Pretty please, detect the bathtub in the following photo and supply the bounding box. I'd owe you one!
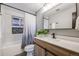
[0,41,23,56]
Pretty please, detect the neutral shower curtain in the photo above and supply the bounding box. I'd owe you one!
[21,13,36,49]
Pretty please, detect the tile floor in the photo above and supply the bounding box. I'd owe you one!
[16,51,27,56]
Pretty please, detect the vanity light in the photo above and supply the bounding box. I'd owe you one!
[42,3,59,13]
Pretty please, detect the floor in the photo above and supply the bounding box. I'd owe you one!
[16,51,27,56]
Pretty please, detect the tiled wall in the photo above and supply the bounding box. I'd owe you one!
[49,29,79,38]
[0,5,25,55]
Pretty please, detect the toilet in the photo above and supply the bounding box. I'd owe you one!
[24,44,34,56]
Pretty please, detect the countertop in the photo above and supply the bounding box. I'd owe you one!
[35,35,79,53]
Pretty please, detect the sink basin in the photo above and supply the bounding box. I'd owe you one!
[40,37,61,41]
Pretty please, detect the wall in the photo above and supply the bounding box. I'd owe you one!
[36,10,44,31]
[48,5,76,29]
[49,29,79,38]
[77,3,79,16]
[0,11,2,56]
[0,4,1,55]
[44,19,48,29]
[49,4,79,38]
[0,5,25,55]
[36,4,76,31]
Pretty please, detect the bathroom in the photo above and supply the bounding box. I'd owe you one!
[0,3,79,56]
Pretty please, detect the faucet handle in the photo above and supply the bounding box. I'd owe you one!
[51,33,55,35]
[51,33,56,39]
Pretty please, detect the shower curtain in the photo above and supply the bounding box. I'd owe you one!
[21,13,36,49]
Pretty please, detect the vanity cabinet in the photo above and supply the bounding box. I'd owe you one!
[34,39,56,56]
[45,51,55,56]
[34,44,54,56]
[34,38,79,56]
[34,44,45,56]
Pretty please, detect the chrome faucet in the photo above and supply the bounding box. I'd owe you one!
[51,33,56,39]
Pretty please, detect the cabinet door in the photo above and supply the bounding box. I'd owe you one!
[70,52,79,56]
[34,44,45,56]
[46,51,55,56]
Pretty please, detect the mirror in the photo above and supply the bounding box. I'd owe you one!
[43,3,77,29]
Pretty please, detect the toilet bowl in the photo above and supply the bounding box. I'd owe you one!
[24,44,34,56]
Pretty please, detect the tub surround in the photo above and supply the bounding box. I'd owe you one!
[0,5,25,56]
[34,35,79,56]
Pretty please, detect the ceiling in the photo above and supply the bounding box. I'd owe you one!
[5,3,46,15]
[4,3,75,17]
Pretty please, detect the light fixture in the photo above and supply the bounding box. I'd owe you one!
[42,3,59,13]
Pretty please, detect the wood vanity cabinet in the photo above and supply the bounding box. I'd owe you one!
[34,44,45,56]
[34,44,54,56]
[45,51,55,56]
[34,38,79,56]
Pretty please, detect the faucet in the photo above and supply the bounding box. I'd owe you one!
[51,33,56,39]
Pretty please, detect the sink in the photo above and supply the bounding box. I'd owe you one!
[36,35,78,43]
[41,37,61,41]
